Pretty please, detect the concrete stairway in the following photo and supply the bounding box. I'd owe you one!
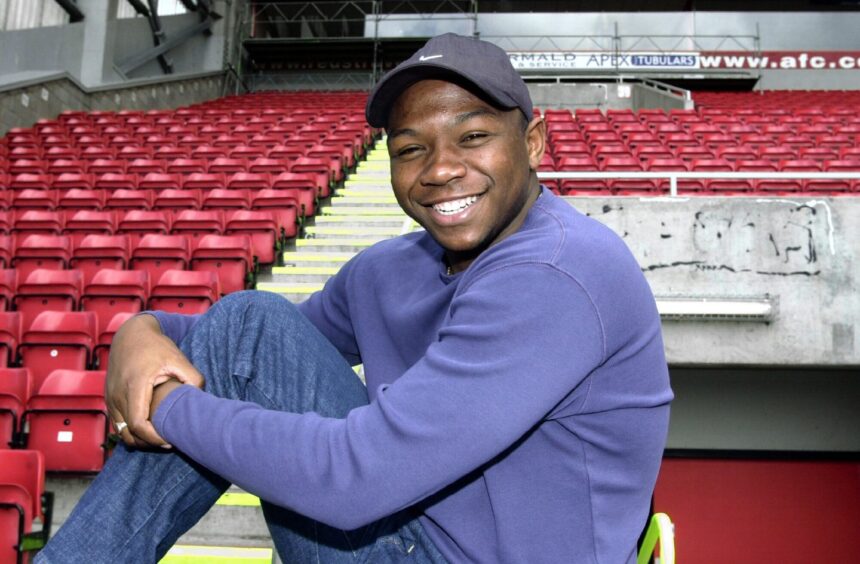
[256,140,419,303]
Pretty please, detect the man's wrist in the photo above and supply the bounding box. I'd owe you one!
[150,379,184,420]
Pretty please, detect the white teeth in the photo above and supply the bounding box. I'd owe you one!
[432,195,478,216]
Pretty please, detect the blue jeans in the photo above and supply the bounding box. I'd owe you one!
[36,291,448,564]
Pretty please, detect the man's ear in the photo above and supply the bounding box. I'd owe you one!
[525,115,546,171]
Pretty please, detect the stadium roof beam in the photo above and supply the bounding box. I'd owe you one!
[116,2,221,76]
[54,0,85,22]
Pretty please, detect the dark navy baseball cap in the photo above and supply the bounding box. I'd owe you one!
[365,33,533,128]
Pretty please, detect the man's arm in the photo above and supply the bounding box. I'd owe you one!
[151,264,610,530]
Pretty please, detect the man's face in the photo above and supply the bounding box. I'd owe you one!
[386,80,545,273]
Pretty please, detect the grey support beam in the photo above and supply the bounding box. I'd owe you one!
[54,0,85,22]
[116,16,216,75]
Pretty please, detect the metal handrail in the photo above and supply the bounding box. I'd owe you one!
[538,171,860,197]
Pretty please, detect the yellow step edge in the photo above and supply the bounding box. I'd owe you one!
[331,197,398,204]
[271,266,341,275]
[305,227,403,236]
[281,252,355,261]
[216,492,260,507]
[160,545,272,563]
[314,215,408,223]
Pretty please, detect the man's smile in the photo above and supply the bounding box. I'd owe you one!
[429,194,481,216]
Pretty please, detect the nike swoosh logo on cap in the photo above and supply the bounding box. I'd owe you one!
[418,55,443,61]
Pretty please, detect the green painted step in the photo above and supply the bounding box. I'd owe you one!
[160,545,272,563]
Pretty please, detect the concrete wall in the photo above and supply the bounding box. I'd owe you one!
[0,73,223,136]
[563,196,859,366]
[0,23,85,78]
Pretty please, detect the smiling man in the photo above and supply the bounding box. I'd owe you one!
[37,34,672,564]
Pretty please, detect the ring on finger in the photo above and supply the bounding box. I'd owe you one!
[115,421,128,434]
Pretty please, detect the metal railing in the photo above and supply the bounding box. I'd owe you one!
[537,171,860,197]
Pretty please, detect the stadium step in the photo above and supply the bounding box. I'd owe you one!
[258,140,407,304]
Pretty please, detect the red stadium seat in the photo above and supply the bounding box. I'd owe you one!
[130,234,190,285]
[11,189,59,211]
[11,235,72,281]
[138,172,183,192]
[57,188,107,211]
[148,270,219,314]
[182,172,227,191]
[117,210,172,246]
[190,234,255,294]
[18,311,96,392]
[0,312,22,368]
[70,234,132,285]
[0,270,16,312]
[104,188,154,210]
[93,312,135,371]
[95,172,138,191]
[202,188,251,210]
[250,190,300,238]
[22,369,109,472]
[81,269,149,337]
[0,449,49,562]
[13,269,83,332]
[64,210,118,247]
[0,368,31,448]
[13,210,64,235]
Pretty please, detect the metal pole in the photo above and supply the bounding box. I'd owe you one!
[670,175,677,197]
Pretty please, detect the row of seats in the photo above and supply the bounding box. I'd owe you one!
[0,211,282,269]
[693,90,860,111]
[0,273,216,388]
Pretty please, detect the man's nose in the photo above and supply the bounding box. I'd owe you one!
[420,146,466,186]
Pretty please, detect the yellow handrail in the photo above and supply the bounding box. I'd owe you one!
[637,512,675,564]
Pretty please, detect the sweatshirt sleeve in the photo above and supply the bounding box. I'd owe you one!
[142,311,201,345]
[152,263,604,530]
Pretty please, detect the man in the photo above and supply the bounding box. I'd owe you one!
[37,33,672,563]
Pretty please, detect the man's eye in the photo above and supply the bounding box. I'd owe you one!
[395,146,420,157]
[462,132,488,143]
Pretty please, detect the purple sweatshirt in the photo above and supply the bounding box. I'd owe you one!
[150,188,672,563]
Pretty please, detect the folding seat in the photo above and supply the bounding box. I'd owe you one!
[9,159,49,175]
[0,173,9,192]
[13,210,64,235]
[104,189,154,211]
[809,160,860,192]
[142,134,173,149]
[57,188,106,212]
[739,134,776,149]
[190,234,254,294]
[0,449,49,562]
[247,157,290,174]
[152,188,202,211]
[229,145,268,161]
[18,311,96,392]
[0,312,21,367]
[0,236,11,269]
[93,312,133,371]
[117,145,154,160]
[593,143,632,161]
[623,132,661,149]
[777,134,815,149]
[81,269,149,336]
[644,158,692,193]
[250,190,300,238]
[11,235,71,281]
[191,145,229,161]
[701,134,737,149]
[22,369,109,472]
[799,147,839,161]
[95,172,138,191]
[87,158,126,175]
[148,269,219,314]
[70,234,131,285]
[202,188,251,211]
[716,145,758,162]
[166,158,207,174]
[138,172,182,193]
[52,172,96,191]
[306,144,348,174]
[10,173,53,191]
[208,157,249,174]
[11,189,59,212]
[688,124,722,138]
[117,210,172,246]
[225,210,281,265]
[585,131,621,145]
[182,172,227,191]
[0,367,31,448]
[291,157,336,193]
[600,157,654,194]
[271,173,321,216]
[553,142,592,160]
[212,135,248,149]
[674,146,715,161]
[725,124,758,137]
[662,133,700,150]
[574,109,606,123]
[130,234,190,285]
[758,146,797,161]
[797,124,832,136]
[759,160,820,193]
[126,158,166,175]
[171,209,225,249]
[555,157,605,195]
[153,145,191,161]
[13,269,84,332]
[692,159,749,193]
[816,134,853,149]
[322,133,362,165]
[839,147,860,161]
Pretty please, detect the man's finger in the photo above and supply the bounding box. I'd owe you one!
[125,376,167,446]
[107,406,136,448]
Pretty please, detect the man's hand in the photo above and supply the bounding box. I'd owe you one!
[106,314,205,448]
